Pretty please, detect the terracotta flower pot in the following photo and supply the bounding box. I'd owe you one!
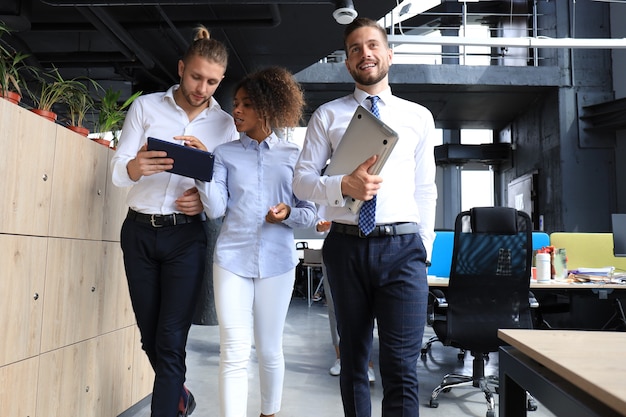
[1,90,21,105]
[92,137,111,148]
[30,108,58,122]
[67,125,90,137]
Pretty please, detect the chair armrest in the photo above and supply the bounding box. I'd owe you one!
[431,289,448,308]
[426,289,448,325]
[529,291,539,309]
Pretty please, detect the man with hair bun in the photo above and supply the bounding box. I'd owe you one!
[111,25,238,417]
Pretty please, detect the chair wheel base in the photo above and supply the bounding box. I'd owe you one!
[429,398,439,408]
[527,398,538,411]
[486,410,495,417]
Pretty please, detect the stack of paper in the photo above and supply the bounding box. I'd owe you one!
[566,266,626,284]
[571,267,615,275]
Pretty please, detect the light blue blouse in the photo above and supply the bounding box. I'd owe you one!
[197,133,317,278]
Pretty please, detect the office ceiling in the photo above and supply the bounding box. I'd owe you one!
[1,0,554,130]
[0,1,396,101]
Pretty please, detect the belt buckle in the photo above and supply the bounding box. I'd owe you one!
[384,225,392,236]
[150,214,163,228]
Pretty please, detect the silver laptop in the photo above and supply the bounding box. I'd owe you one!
[612,213,626,257]
[324,105,399,213]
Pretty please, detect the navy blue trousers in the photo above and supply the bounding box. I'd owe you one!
[323,230,428,417]
[121,218,207,417]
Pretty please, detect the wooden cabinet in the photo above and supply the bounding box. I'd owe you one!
[37,337,99,416]
[103,150,132,243]
[0,357,39,417]
[0,234,46,366]
[97,327,135,416]
[0,101,55,236]
[41,238,104,352]
[37,328,136,417]
[48,126,108,240]
[99,242,135,333]
[0,100,153,417]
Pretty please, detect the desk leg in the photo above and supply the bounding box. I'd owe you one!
[499,347,528,417]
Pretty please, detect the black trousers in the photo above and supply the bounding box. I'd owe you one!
[120,217,207,417]
[323,230,428,417]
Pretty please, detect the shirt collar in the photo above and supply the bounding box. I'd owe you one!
[353,87,392,108]
[241,132,279,149]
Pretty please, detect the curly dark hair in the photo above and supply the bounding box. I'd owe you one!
[235,66,305,129]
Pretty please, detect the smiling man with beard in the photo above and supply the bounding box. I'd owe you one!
[293,17,438,417]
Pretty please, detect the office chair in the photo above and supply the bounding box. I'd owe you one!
[422,230,550,357]
[427,207,536,417]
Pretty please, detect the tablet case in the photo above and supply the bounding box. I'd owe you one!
[324,105,399,213]
[146,137,215,182]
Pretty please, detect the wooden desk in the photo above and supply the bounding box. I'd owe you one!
[428,276,626,329]
[498,329,626,417]
[427,276,626,291]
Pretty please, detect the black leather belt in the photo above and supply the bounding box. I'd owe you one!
[331,222,419,238]
[127,208,206,228]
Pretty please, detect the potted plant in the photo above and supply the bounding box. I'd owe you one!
[92,87,142,148]
[29,66,88,122]
[0,22,37,104]
[64,78,103,137]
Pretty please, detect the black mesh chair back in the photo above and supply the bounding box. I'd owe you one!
[443,206,534,353]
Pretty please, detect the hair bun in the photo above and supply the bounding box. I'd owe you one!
[194,25,211,41]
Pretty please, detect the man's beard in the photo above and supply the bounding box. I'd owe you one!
[349,64,388,86]
[179,81,210,108]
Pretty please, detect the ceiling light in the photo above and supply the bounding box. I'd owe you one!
[399,3,412,16]
[333,0,358,25]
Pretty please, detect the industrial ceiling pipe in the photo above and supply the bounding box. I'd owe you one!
[41,0,333,5]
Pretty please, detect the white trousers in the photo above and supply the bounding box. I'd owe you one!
[214,264,295,417]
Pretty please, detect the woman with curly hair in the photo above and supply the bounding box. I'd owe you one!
[195,67,317,417]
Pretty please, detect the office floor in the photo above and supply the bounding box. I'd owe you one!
[120,297,557,417]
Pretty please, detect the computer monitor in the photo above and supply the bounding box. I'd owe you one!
[611,213,626,257]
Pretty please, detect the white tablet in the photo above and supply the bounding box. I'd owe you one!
[324,105,399,213]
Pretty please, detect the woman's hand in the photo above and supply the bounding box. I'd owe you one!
[266,203,291,223]
[316,220,331,233]
[175,135,208,152]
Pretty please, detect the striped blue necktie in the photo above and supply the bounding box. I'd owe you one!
[358,96,380,235]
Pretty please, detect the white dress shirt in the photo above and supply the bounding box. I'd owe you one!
[293,87,438,259]
[111,85,238,214]
[197,133,317,278]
